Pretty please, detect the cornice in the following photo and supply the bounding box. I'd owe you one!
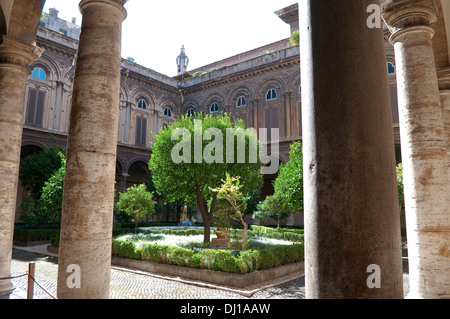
[180,54,300,95]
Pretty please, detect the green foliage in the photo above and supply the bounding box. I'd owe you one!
[112,239,142,260]
[17,195,51,225]
[253,192,292,228]
[396,163,404,209]
[193,71,206,77]
[149,112,263,242]
[116,184,157,234]
[273,141,303,212]
[40,151,66,224]
[20,143,65,200]
[290,30,299,46]
[13,228,60,242]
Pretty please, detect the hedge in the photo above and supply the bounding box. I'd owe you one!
[112,238,304,274]
[13,228,60,242]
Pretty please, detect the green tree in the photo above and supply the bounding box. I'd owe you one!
[396,163,404,209]
[211,174,249,250]
[116,184,157,234]
[149,112,262,243]
[40,151,66,224]
[253,192,292,229]
[20,142,65,201]
[273,141,303,212]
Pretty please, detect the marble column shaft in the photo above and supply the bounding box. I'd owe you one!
[383,0,450,298]
[0,37,41,297]
[300,0,403,298]
[56,0,126,299]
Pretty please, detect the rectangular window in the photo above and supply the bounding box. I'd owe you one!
[135,116,147,146]
[25,88,45,127]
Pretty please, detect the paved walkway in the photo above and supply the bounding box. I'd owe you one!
[9,245,409,299]
[9,245,306,299]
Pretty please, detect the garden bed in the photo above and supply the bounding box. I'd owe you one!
[111,226,304,289]
[111,256,304,289]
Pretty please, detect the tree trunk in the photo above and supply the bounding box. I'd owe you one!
[242,222,248,251]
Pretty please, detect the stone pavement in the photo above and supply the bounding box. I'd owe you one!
[9,246,306,299]
[8,245,410,299]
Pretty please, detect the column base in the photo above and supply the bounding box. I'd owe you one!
[0,281,15,299]
[406,292,450,299]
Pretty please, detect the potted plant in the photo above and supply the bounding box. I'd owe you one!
[214,217,230,239]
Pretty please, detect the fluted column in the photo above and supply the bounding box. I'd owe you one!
[57,0,127,299]
[0,37,42,297]
[382,0,450,299]
[300,0,403,298]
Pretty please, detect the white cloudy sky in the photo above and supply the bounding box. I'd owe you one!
[42,0,297,76]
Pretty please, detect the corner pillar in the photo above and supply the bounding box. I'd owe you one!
[382,0,450,298]
[0,37,42,298]
[56,0,127,299]
[300,0,403,298]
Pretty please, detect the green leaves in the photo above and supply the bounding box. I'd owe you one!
[273,141,303,212]
[116,184,157,234]
[396,163,404,209]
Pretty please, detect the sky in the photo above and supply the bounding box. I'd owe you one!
[42,0,297,77]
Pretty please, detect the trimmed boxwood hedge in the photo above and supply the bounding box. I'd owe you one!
[112,238,304,274]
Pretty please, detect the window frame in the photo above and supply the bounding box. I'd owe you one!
[137,98,148,110]
[210,102,219,113]
[236,96,247,108]
[164,107,172,118]
[266,88,277,101]
[31,67,47,81]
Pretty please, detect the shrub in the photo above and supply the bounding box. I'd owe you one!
[171,247,195,266]
[13,228,60,242]
[211,250,239,273]
[112,239,141,260]
[141,244,171,263]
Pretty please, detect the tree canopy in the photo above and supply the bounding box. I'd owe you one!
[149,112,263,242]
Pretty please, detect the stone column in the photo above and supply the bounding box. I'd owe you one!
[56,0,127,299]
[439,79,450,164]
[300,0,403,298]
[382,0,450,299]
[0,37,41,297]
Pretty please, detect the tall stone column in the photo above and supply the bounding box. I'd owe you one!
[439,78,450,164]
[300,0,403,298]
[382,0,450,298]
[0,37,41,297]
[56,0,127,299]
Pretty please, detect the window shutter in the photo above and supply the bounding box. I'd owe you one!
[135,116,142,145]
[141,117,147,146]
[26,89,37,125]
[35,91,45,127]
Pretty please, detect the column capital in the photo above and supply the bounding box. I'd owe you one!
[382,0,438,35]
[0,37,43,71]
[79,0,127,20]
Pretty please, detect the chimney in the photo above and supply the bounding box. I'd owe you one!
[71,17,77,25]
[49,8,59,19]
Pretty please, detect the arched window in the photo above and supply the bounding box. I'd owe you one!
[164,107,172,118]
[186,108,195,117]
[266,88,277,101]
[387,62,395,74]
[210,102,219,113]
[31,67,46,81]
[236,96,247,108]
[137,99,147,110]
